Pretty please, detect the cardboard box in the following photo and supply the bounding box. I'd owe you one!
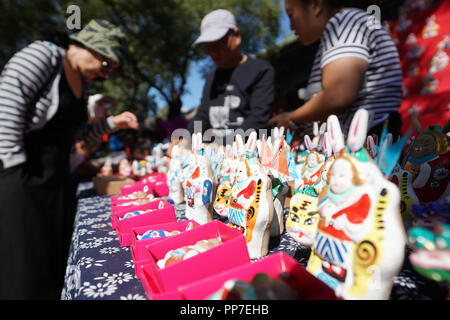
[140,220,250,299]
[93,175,135,196]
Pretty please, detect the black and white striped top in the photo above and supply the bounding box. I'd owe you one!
[0,40,116,170]
[304,7,403,132]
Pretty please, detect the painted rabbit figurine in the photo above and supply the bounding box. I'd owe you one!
[167,145,185,205]
[307,109,406,300]
[184,133,215,225]
[403,112,449,204]
[256,130,290,237]
[286,130,333,247]
[216,132,274,259]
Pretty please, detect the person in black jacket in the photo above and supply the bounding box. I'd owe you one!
[187,9,275,146]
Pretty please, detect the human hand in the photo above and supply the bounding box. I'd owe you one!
[112,111,139,130]
[267,112,297,131]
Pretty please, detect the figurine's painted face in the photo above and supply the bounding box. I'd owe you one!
[411,134,436,158]
[286,193,320,246]
[235,160,249,183]
[307,153,319,168]
[214,184,231,216]
[329,159,354,194]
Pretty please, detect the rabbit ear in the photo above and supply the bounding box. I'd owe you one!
[323,132,333,157]
[272,127,278,141]
[278,126,285,139]
[191,133,196,151]
[313,122,319,137]
[197,132,203,150]
[256,139,262,157]
[327,114,345,154]
[367,135,376,152]
[304,135,312,151]
[246,131,257,155]
[347,108,369,152]
[409,105,423,133]
[267,136,273,153]
[319,122,327,135]
[235,134,245,157]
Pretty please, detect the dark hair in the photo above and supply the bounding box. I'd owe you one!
[37,29,70,49]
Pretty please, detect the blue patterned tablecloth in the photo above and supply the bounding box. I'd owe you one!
[61,182,447,300]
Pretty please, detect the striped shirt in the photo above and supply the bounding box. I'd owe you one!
[303,7,403,132]
[0,41,116,170]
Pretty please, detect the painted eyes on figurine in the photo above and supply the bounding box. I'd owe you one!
[304,217,317,226]
[289,213,299,223]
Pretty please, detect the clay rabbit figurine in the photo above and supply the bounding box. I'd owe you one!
[307,109,406,300]
[184,132,215,225]
[216,133,274,259]
[167,145,185,205]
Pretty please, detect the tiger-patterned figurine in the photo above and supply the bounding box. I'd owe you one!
[216,133,273,259]
[286,192,320,247]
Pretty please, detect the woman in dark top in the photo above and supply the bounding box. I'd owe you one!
[0,20,138,299]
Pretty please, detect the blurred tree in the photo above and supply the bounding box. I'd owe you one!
[0,0,281,122]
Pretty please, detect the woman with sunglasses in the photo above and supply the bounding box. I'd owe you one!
[268,0,403,139]
[0,19,138,299]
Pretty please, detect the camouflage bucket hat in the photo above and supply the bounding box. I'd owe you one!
[69,19,125,65]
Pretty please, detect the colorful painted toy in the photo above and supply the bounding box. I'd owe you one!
[403,112,449,204]
[167,145,185,204]
[157,237,222,269]
[118,158,132,177]
[119,209,156,220]
[215,133,274,259]
[100,159,113,176]
[408,222,450,283]
[286,192,320,247]
[184,133,215,225]
[307,109,406,300]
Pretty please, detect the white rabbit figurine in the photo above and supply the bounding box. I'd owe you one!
[216,133,274,259]
[167,145,185,204]
[307,109,406,300]
[184,133,215,225]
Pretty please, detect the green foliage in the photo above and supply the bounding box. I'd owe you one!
[0,0,281,123]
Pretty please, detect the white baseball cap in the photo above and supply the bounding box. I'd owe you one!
[192,9,237,48]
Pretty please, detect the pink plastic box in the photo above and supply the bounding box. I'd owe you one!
[140,172,166,182]
[111,196,152,207]
[175,251,338,300]
[110,198,165,229]
[120,180,154,196]
[139,220,250,299]
[115,200,176,246]
[150,180,169,197]
[130,220,200,279]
